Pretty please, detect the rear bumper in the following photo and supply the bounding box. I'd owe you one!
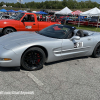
[0,28,3,33]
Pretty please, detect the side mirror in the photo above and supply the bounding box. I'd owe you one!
[70,36,80,41]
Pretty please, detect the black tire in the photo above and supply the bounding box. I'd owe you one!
[3,28,15,35]
[21,47,46,71]
[92,43,100,58]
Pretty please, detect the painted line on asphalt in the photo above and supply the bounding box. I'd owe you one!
[28,72,44,86]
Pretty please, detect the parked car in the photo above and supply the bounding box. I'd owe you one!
[0,15,10,19]
[0,24,100,71]
[0,12,60,35]
[9,15,17,19]
[89,18,98,22]
[61,17,73,24]
[84,17,91,21]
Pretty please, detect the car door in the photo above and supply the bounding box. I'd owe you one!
[19,14,38,31]
[61,36,94,59]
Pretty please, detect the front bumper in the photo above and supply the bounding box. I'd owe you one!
[0,45,20,67]
[0,28,3,33]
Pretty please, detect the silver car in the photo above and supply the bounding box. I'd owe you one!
[0,24,100,71]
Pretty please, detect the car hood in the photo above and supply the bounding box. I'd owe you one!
[0,19,15,22]
[0,31,53,47]
[0,19,18,24]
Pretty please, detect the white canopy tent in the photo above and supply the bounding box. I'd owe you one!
[80,7,100,17]
[55,7,72,15]
[80,7,100,28]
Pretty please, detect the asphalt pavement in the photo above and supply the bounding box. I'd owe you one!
[0,56,100,100]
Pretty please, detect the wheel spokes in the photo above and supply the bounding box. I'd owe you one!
[6,29,14,34]
[96,46,100,56]
[24,50,42,68]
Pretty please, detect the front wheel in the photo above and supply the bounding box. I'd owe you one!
[21,47,46,71]
[92,43,100,58]
[3,28,15,35]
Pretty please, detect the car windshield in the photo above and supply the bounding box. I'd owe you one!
[38,24,73,39]
[14,13,25,20]
[89,18,97,22]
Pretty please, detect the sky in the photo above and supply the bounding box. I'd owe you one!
[3,0,100,3]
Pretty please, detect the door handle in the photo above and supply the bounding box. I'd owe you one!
[33,24,35,25]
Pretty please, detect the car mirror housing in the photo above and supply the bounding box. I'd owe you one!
[70,36,80,41]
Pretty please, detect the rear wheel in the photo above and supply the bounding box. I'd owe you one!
[3,28,15,35]
[21,47,46,71]
[92,43,100,58]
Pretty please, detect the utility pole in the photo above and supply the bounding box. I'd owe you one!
[17,0,22,9]
[19,0,21,9]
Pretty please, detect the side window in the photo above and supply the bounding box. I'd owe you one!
[31,15,35,22]
[22,15,35,22]
[67,31,74,39]
[22,15,28,22]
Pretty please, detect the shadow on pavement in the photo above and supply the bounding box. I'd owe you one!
[0,56,90,71]
[0,32,4,37]
[44,56,89,66]
[0,67,20,72]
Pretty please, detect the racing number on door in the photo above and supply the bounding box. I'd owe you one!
[74,42,83,48]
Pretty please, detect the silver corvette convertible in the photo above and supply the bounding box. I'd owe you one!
[0,24,100,71]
